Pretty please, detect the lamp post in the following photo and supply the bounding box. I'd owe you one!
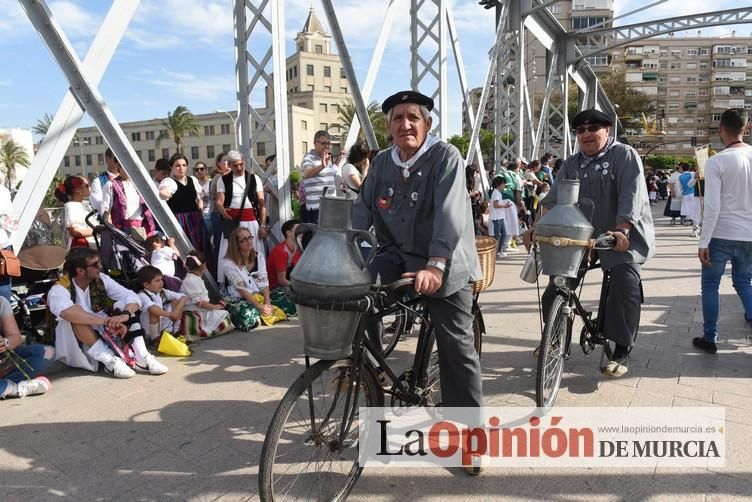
[612,103,620,140]
[216,109,239,150]
[73,138,89,179]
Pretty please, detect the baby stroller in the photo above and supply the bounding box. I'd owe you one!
[11,209,67,345]
[86,210,149,290]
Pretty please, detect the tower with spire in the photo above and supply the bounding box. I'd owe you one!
[295,7,332,55]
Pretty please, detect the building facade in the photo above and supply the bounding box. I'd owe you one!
[59,8,351,179]
[611,36,752,156]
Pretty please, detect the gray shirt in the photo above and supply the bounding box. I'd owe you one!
[542,141,655,270]
[353,141,482,297]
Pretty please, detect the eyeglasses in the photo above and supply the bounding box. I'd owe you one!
[237,236,253,243]
[316,140,331,146]
[574,124,606,135]
[195,167,207,172]
[85,260,101,269]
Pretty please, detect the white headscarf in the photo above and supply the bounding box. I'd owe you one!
[391,134,441,171]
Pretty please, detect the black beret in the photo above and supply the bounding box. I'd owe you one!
[571,109,613,128]
[382,90,434,114]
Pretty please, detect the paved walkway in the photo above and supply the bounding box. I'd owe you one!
[3,203,752,501]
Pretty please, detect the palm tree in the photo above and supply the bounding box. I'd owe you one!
[0,139,30,191]
[32,113,55,137]
[337,100,389,148]
[156,105,201,154]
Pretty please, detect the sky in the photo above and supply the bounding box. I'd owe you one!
[0,0,747,139]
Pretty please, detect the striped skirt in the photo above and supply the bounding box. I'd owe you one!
[175,211,215,275]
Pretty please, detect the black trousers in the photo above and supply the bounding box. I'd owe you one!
[541,262,642,349]
[366,251,483,407]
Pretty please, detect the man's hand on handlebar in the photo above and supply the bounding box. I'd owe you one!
[402,268,443,296]
[606,230,630,253]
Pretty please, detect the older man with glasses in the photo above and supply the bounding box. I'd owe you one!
[534,109,655,377]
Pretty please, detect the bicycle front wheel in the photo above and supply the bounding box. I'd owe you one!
[536,294,569,409]
[259,359,384,501]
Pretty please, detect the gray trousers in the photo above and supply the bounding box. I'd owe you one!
[367,250,484,407]
[541,261,642,349]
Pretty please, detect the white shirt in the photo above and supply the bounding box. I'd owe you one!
[63,201,96,249]
[48,273,141,319]
[151,246,177,277]
[138,288,185,331]
[489,189,505,221]
[197,177,212,215]
[216,173,263,209]
[101,179,143,220]
[221,258,268,300]
[0,185,14,248]
[668,171,682,198]
[159,176,203,199]
[89,171,117,215]
[699,145,752,247]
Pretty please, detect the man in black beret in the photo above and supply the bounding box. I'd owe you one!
[354,90,484,457]
[530,108,655,377]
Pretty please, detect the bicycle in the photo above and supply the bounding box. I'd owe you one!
[535,234,618,409]
[258,278,483,501]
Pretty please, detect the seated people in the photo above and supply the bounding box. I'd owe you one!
[220,227,287,330]
[145,235,182,290]
[55,175,96,249]
[267,219,301,291]
[137,266,187,343]
[0,297,53,399]
[179,251,234,340]
[48,247,167,378]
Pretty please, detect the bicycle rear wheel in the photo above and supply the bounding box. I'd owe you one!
[380,305,410,357]
[536,294,569,409]
[259,359,384,501]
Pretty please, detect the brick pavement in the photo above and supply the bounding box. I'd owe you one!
[2,203,752,501]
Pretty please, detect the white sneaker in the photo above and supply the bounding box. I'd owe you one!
[137,354,168,375]
[16,377,51,398]
[505,247,520,253]
[103,356,136,379]
[496,251,507,258]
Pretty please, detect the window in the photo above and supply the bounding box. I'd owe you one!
[700,48,709,55]
[324,66,331,78]
[204,125,215,136]
[340,67,346,79]
[145,130,155,140]
[220,124,231,135]
[549,3,561,14]
[131,132,141,142]
[97,153,104,165]
[315,44,323,54]
[222,144,231,152]
[686,49,698,57]
[685,101,697,109]
[64,156,70,168]
[319,123,328,132]
[324,86,331,92]
[307,85,314,91]
[571,16,608,30]
[207,145,215,159]
[686,63,697,70]
[162,148,170,159]
[642,72,658,82]
[341,87,348,93]
[668,103,680,110]
[84,136,91,145]
[293,66,298,77]
[85,154,92,166]
[191,146,199,159]
[700,62,709,69]
[670,62,681,69]
[711,113,722,121]
[669,89,680,97]
[671,49,682,57]
[301,120,308,130]
[95,136,104,145]
[136,150,142,160]
[306,64,314,76]
[669,76,681,83]
[686,76,697,83]
[159,129,168,137]
[148,149,155,162]
[75,155,81,167]
[320,103,328,113]
[683,130,694,136]
[257,142,266,156]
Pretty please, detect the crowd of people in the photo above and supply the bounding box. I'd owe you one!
[3,102,751,473]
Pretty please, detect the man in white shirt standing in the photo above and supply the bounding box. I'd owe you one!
[89,148,120,215]
[694,108,752,354]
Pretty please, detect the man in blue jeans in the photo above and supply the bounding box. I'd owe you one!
[695,108,752,354]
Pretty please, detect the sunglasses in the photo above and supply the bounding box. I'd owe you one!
[85,260,101,269]
[238,236,253,243]
[574,124,606,135]
[195,167,207,172]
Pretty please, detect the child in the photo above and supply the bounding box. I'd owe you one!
[648,178,658,205]
[137,266,187,344]
[145,235,181,290]
[489,176,512,257]
[180,251,234,340]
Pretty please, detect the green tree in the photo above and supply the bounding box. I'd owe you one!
[32,113,55,137]
[0,138,30,190]
[599,69,655,130]
[447,130,504,165]
[156,105,201,154]
[336,100,389,148]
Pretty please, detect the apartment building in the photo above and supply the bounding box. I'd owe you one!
[611,36,752,156]
[60,8,350,179]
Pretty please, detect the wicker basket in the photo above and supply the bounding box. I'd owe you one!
[472,235,498,294]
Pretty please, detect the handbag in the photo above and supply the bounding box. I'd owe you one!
[158,330,192,357]
[221,174,252,239]
[0,250,21,277]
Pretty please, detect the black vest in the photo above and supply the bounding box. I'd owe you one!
[167,177,199,213]
[222,172,260,217]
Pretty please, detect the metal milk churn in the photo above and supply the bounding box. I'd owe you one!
[535,179,594,278]
[290,190,377,359]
